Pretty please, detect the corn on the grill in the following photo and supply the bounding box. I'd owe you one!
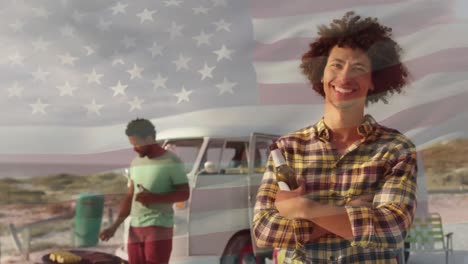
[49,250,81,263]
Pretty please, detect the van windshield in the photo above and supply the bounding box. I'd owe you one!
[163,138,203,174]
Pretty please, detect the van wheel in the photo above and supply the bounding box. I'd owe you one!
[220,232,265,264]
[239,243,265,264]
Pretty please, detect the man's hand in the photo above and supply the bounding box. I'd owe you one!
[275,181,307,219]
[99,225,117,241]
[310,223,331,242]
[347,194,374,208]
[135,185,159,206]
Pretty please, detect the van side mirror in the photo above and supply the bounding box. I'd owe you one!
[204,161,218,174]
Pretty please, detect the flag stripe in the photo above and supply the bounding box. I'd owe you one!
[253,23,468,62]
[255,47,468,88]
[381,91,468,133]
[258,83,321,105]
[251,1,454,44]
[3,91,467,177]
[252,0,407,18]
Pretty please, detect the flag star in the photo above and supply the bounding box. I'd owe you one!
[166,22,184,40]
[8,52,25,66]
[198,62,215,80]
[128,96,144,112]
[211,0,228,7]
[121,36,136,49]
[30,98,49,114]
[152,74,168,90]
[193,30,213,47]
[85,68,104,84]
[32,37,50,52]
[136,8,156,24]
[172,54,191,71]
[213,45,234,61]
[9,20,25,33]
[127,64,144,80]
[60,24,75,37]
[56,81,77,96]
[148,42,164,58]
[31,7,51,18]
[84,99,103,115]
[32,67,50,82]
[164,0,182,7]
[192,6,210,15]
[7,82,24,97]
[174,86,193,104]
[72,10,85,23]
[97,18,112,31]
[58,53,79,66]
[110,80,128,96]
[84,46,95,56]
[110,2,128,15]
[213,19,231,32]
[216,77,237,95]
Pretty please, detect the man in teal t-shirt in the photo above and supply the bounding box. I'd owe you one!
[100,118,190,264]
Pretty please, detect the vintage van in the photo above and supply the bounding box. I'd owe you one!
[112,106,429,264]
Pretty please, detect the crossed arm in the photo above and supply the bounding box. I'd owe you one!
[253,150,417,249]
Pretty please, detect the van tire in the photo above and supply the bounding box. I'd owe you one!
[220,231,266,264]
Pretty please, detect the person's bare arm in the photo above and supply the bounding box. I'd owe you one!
[99,180,134,241]
[275,186,373,240]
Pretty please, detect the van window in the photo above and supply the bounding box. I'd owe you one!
[222,141,248,174]
[163,139,203,174]
[253,139,272,173]
[198,140,224,174]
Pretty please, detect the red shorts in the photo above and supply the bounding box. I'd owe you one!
[128,226,173,264]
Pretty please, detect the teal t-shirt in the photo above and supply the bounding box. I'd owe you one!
[129,151,188,227]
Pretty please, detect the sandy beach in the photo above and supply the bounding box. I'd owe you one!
[1,192,468,264]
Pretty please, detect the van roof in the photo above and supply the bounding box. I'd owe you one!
[155,105,320,139]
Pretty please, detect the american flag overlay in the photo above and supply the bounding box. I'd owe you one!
[0,0,467,167]
[1,0,257,127]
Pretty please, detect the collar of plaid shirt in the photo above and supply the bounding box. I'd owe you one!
[315,114,377,141]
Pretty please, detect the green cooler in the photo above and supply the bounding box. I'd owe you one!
[74,193,104,247]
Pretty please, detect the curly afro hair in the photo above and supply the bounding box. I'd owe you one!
[300,11,409,105]
[125,118,156,139]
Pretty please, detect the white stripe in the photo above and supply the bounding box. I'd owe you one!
[252,0,443,44]
[399,23,468,61]
[367,72,468,120]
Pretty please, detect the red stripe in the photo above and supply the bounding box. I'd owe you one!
[0,148,134,177]
[258,83,322,104]
[251,0,405,18]
[407,47,468,81]
[381,91,468,133]
[258,47,468,104]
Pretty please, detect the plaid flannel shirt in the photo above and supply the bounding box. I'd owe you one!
[253,115,417,264]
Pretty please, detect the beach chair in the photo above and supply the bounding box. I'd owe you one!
[402,212,453,264]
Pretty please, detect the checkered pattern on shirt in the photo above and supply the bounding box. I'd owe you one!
[253,115,417,264]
